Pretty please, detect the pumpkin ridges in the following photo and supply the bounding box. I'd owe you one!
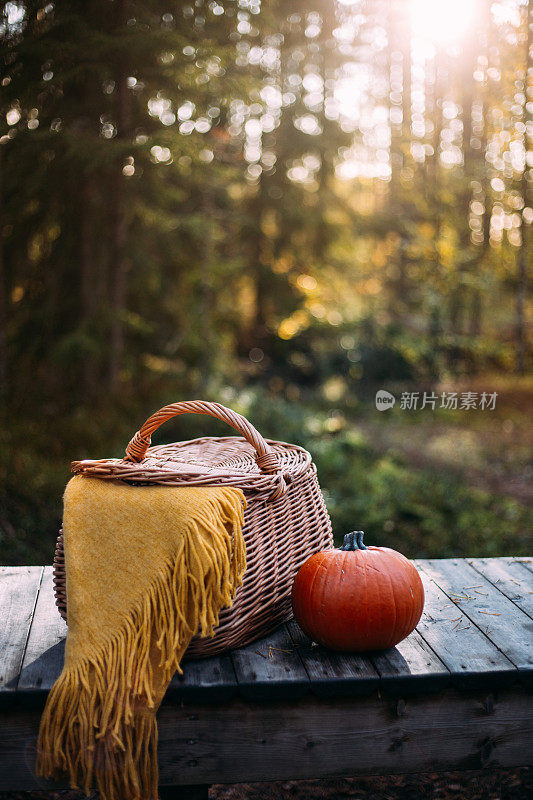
[363,554,370,647]
[314,556,331,629]
[368,551,381,649]
[296,554,324,641]
[379,549,421,644]
[291,537,425,653]
[398,564,413,641]
[407,564,423,638]
[386,560,399,649]
[395,554,424,639]
[295,550,334,644]
[364,549,392,649]
[408,567,423,637]
[392,556,412,644]
[307,551,328,622]
[405,568,421,640]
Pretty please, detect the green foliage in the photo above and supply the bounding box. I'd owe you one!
[242,392,532,559]
[2,390,530,566]
[2,0,529,411]
[0,2,531,566]
[313,434,531,558]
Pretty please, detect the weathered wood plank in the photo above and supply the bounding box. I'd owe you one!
[468,557,533,619]
[17,567,67,699]
[167,654,237,704]
[419,559,533,680]
[0,567,43,700]
[370,630,450,695]
[157,689,533,784]
[508,557,533,575]
[413,562,517,688]
[287,619,379,697]
[231,623,310,701]
[2,688,532,789]
[15,568,239,706]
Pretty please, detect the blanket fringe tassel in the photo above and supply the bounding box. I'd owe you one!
[36,489,246,800]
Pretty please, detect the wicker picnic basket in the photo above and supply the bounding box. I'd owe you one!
[53,400,333,656]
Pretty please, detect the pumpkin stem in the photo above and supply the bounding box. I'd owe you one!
[340,531,367,551]
[356,531,367,549]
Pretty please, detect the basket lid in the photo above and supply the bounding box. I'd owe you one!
[71,401,313,500]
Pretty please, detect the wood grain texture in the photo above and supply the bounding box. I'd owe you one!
[230,623,310,700]
[1,558,533,791]
[167,654,237,704]
[0,567,43,702]
[2,559,530,705]
[419,559,533,680]
[509,558,533,575]
[156,688,533,784]
[369,630,449,694]
[287,619,380,697]
[18,567,67,699]
[2,688,531,789]
[413,562,517,688]
[468,557,533,619]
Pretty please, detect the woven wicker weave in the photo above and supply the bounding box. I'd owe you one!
[53,400,333,656]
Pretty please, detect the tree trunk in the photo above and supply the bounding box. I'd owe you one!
[109,0,130,394]
[398,2,411,304]
[516,229,528,376]
[426,49,444,347]
[468,0,493,339]
[314,6,335,260]
[0,127,6,399]
[516,0,531,375]
[80,175,97,394]
[199,187,214,391]
[251,176,268,346]
[449,34,476,340]
[387,0,411,321]
[109,179,127,394]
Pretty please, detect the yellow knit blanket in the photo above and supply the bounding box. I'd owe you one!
[37,475,246,800]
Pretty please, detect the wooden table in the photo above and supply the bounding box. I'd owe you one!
[1,557,532,795]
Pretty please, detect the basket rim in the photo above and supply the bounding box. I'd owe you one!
[71,435,314,497]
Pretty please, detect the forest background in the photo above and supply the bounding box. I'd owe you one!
[1,0,531,565]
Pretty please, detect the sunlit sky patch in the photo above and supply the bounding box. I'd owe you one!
[410,0,478,46]
[3,0,529,234]
[333,0,528,183]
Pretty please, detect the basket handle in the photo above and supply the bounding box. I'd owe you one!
[124,400,281,473]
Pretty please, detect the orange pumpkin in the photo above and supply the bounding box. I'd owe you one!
[291,531,424,652]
